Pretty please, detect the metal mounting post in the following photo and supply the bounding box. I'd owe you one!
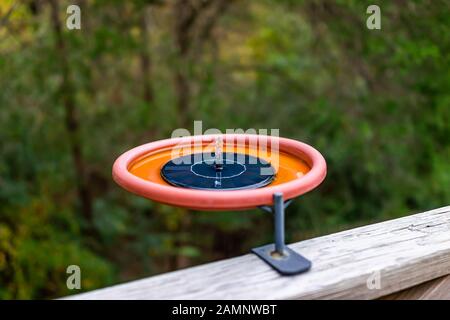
[251,192,312,275]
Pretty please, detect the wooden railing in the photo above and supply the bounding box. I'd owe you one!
[65,205,450,300]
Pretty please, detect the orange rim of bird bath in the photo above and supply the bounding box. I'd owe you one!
[112,134,326,210]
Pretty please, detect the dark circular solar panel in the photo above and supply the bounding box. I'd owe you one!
[161,152,275,190]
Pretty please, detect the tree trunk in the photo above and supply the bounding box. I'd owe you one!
[140,6,154,106]
[48,0,93,223]
[173,0,194,128]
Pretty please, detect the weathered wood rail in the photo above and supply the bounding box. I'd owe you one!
[66,205,450,300]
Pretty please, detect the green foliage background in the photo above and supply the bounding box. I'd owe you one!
[0,0,449,298]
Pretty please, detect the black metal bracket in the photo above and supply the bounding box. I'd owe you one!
[251,193,311,275]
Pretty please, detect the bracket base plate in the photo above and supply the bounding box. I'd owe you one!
[251,244,311,275]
